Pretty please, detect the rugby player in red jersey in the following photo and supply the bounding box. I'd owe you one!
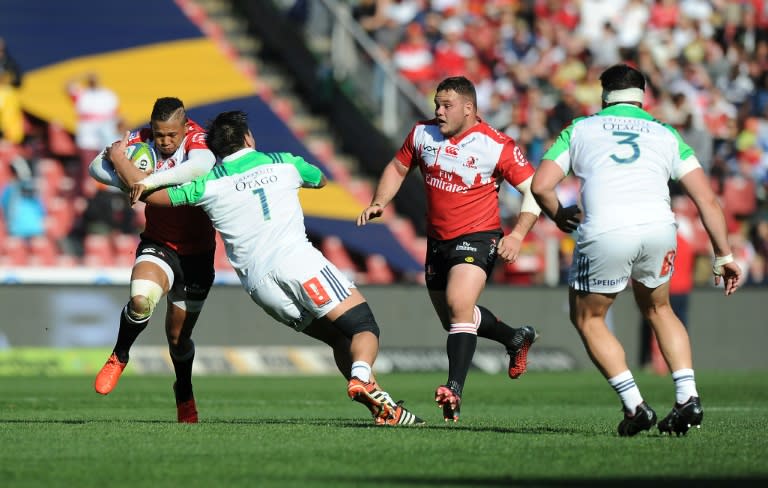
[358,76,541,422]
[89,97,216,423]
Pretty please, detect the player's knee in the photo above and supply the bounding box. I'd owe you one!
[333,302,380,339]
[128,279,164,321]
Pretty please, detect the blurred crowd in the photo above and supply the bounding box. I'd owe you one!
[3,0,768,287]
[341,0,768,286]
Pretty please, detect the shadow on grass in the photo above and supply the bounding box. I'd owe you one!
[315,475,768,487]
[0,417,584,434]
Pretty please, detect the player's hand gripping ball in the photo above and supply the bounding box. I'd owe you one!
[124,142,156,173]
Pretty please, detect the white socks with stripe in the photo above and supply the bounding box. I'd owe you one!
[672,368,698,405]
[351,361,372,383]
[608,370,644,414]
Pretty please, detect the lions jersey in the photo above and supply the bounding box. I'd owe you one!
[396,118,534,240]
[130,120,215,254]
[165,148,324,293]
[542,104,702,238]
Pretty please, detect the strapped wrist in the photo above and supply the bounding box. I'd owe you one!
[712,253,734,276]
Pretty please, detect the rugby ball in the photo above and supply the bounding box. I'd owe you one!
[125,142,156,173]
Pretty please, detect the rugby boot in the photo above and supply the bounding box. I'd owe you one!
[376,401,426,426]
[94,352,127,395]
[174,382,198,424]
[508,325,539,379]
[435,385,462,423]
[347,377,395,421]
[617,401,657,437]
[658,396,703,436]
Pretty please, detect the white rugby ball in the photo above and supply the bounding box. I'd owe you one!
[125,142,156,173]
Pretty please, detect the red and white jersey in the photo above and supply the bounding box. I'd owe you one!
[128,120,215,254]
[396,118,534,240]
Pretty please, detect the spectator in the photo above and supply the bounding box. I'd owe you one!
[433,17,475,79]
[0,157,45,240]
[392,22,435,91]
[65,73,121,195]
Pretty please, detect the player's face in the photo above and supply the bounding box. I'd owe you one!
[434,89,474,138]
[151,116,187,158]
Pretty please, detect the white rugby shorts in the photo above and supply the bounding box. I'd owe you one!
[248,243,354,331]
[569,222,678,294]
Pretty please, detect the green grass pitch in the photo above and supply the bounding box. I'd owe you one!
[1,371,766,487]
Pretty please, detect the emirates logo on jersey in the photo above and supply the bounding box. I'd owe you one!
[445,145,459,156]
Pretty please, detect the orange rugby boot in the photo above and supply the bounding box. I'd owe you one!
[94,353,127,395]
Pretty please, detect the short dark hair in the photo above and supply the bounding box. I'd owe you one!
[151,97,187,122]
[206,110,249,159]
[599,64,646,92]
[436,76,477,107]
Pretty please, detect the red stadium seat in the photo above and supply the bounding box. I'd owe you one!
[45,197,76,240]
[320,236,358,280]
[83,234,115,267]
[28,235,59,266]
[1,236,29,266]
[365,254,395,284]
[47,122,78,158]
[112,233,139,267]
[721,176,757,219]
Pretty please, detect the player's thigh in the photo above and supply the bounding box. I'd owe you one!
[445,263,487,317]
[131,240,178,294]
[569,231,640,293]
[168,250,215,311]
[631,223,677,289]
[250,245,356,331]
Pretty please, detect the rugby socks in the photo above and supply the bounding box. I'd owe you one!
[608,370,644,414]
[113,305,149,363]
[171,341,195,401]
[446,324,478,397]
[474,306,516,349]
[671,368,699,404]
[351,361,372,383]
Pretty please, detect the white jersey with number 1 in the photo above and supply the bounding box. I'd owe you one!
[542,104,702,238]
[165,147,322,292]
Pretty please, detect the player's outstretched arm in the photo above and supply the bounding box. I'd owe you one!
[139,148,216,191]
[679,167,741,295]
[357,158,409,226]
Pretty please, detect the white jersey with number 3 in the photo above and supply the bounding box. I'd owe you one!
[542,104,702,238]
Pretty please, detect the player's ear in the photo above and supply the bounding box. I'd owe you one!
[245,130,256,149]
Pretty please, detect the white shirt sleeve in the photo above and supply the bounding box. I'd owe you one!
[673,155,702,181]
[139,148,216,190]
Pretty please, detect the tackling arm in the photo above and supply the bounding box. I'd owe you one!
[139,148,216,191]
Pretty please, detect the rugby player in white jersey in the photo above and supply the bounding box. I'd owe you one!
[112,110,423,426]
[89,97,216,423]
[531,64,742,436]
[357,76,541,422]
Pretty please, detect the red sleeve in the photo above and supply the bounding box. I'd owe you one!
[184,120,209,151]
[394,124,418,168]
[498,139,535,186]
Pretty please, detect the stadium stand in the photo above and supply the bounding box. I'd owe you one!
[0,0,422,281]
[1,0,767,287]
